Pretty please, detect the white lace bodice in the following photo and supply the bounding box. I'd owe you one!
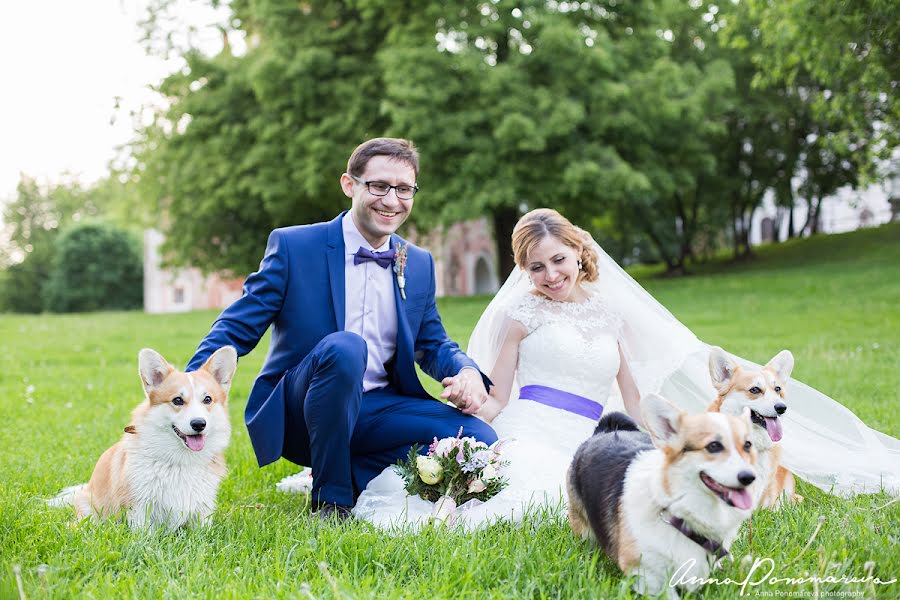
[507,292,623,404]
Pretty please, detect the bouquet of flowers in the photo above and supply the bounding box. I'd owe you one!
[394,428,509,524]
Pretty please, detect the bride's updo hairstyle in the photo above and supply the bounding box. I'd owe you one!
[511,208,600,283]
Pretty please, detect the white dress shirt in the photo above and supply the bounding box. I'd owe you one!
[342,213,398,392]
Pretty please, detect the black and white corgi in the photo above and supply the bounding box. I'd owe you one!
[567,394,758,598]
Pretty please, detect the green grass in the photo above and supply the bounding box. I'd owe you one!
[1,224,898,599]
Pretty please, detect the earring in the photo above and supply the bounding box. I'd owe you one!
[577,259,583,270]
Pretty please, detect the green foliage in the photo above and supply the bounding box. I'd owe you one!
[746,0,898,155]
[0,246,52,313]
[130,0,889,277]
[0,226,897,597]
[0,176,144,313]
[131,1,400,275]
[43,223,143,313]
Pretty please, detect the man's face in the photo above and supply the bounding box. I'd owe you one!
[341,155,416,248]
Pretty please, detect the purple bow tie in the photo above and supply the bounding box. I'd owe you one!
[353,247,396,268]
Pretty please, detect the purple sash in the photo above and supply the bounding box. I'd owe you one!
[519,385,604,420]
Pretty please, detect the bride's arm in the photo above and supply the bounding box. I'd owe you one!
[617,343,645,428]
[477,319,527,423]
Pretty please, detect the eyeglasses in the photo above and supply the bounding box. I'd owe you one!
[350,175,418,200]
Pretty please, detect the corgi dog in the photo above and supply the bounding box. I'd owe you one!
[49,346,237,530]
[567,394,758,599]
[706,346,801,509]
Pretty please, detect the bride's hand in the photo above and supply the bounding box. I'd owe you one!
[440,368,488,415]
[476,396,503,423]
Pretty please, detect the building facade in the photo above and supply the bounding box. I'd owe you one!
[143,229,243,313]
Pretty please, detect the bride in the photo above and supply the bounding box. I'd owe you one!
[331,209,897,529]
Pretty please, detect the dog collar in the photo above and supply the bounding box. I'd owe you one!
[663,513,729,560]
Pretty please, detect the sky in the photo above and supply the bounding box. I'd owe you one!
[0,1,229,202]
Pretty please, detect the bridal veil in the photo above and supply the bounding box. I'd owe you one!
[467,242,900,497]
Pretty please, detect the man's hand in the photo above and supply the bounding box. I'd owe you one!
[440,368,488,415]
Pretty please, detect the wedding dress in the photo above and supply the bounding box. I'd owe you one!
[351,291,627,530]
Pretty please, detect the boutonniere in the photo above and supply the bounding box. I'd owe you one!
[393,242,408,300]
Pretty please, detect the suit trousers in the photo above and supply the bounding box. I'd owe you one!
[276,331,497,507]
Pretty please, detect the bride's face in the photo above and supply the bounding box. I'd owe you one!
[525,236,583,302]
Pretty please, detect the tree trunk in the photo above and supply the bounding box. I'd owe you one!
[741,206,755,258]
[787,204,796,239]
[772,207,782,243]
[491,206,518,279]
[810,197,823,234]
[731,195,741,259]
[801,197,823,236]
[800,198,813,236]
[642,222,679,275]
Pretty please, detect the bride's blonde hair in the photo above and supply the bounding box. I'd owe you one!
[511,208,600,282]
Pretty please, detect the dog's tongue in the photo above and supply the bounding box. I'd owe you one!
[728,488,754,510]
[764,416,783,442]
[185,434,205,451]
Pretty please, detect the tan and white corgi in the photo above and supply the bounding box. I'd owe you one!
[567,395,758,599]
[48,346,237,530]
[706,346,801,509]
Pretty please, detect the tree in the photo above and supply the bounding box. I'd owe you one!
[0,176,140,312]
[43,223,143,313]
[746,0,897,168]
[377,0,736,274]
[132,1,399,275]
[0,177,97,312]
[134,1,708,276]
[133,1,886,276]
[0,245,54,313]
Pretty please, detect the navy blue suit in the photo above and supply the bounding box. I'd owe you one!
[187,212,497,506]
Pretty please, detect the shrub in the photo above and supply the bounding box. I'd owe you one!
[0,246,53,313]
[43,223,143,312]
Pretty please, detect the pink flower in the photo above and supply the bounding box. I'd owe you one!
[431,495,458,525]
[467,479,487,494]
[432,437,456,458]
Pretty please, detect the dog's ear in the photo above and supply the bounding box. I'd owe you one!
[766,350,794,383]
[708,346,737,391]
[138,349,173,391]
[200,346,238,394]
[641,393,683,444]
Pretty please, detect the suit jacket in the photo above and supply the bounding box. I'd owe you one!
[186,212,489,466]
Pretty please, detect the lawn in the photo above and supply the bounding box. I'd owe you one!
[1,224,898,599]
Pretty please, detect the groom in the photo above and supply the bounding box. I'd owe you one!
[186,138,497,520]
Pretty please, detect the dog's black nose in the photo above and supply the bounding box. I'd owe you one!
[737,470,756,486]
[190,418,206,433]
[774,402,787,415]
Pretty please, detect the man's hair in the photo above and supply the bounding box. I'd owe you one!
[347,137,419,179]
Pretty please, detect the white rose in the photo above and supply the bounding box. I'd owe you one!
[481,463,499,481]
[416,456,443,485]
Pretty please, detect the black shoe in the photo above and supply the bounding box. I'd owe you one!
[314,503,353,523]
